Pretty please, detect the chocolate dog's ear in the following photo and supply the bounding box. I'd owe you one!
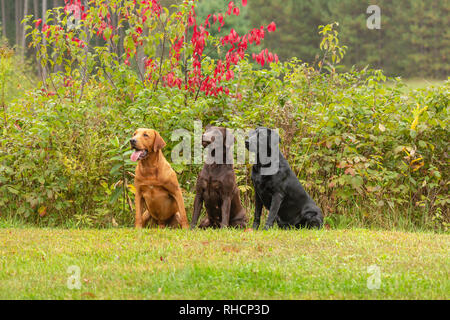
[153,131,166,152]
[219,128,232,146]
[224,128,235,148]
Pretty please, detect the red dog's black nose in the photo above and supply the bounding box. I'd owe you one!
[130,138,137,146]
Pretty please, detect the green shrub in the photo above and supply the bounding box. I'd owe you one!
[1,59,448,230]
[227,60,449,231]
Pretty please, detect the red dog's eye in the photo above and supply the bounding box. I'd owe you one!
[143,133,148,137]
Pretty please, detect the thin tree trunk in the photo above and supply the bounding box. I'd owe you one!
[41,0,47,80]
[21,0,29,58]
[0,0,6,39]
[15,1,22,46]
[52,0,62,72]
[42,0,47,30]
[33,0,39,19]
[32,0,42,80]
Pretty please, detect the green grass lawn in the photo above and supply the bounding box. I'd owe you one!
[386,77,447,91]
[402,78,446,89]
[0,228,448,300]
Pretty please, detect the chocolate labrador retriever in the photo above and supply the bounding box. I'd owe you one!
[191,126,248,229]
[245,127,323,230]
[130,128,189,229]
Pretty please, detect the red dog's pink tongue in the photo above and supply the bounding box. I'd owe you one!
[131,150,143,162]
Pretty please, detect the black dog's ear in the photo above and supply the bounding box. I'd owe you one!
[273,129,281,143]
[266,129,280,155]
[266,128,280,142]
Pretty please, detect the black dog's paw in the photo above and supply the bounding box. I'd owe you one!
[252,222,260,230]
[263,224,272,231]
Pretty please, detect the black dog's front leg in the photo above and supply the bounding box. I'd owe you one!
[190,192,204,229]
[264,193,283,230]
[252,192,263,229]
[220,197,231,228]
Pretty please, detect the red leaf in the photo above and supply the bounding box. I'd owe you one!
[267,22,276,32]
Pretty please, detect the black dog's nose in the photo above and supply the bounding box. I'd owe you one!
[130,138,137,146]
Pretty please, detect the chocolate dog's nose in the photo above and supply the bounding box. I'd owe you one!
[130,138,137,146]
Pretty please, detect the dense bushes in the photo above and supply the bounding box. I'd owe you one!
[1,59,448,230]
[228,61,449,230]
[0,1,448,231]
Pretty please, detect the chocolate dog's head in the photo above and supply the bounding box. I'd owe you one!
[130,128,166,162]
[202,125,234,164]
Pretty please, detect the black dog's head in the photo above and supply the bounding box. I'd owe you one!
[245,127,281,175]
[203,125,234,164]
[245,127,280,160]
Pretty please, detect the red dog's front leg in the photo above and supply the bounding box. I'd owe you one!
[134,191,144,228]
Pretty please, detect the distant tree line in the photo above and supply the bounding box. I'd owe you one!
[1,0,57,57]
[248,0,449,79]
[0,0,448,78]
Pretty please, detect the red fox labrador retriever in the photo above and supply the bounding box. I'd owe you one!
[130,128,189,229]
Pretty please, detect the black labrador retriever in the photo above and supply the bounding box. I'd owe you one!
[191,126,248,229]
[245,127,323,230]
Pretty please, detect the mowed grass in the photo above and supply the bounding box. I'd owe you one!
[386,77,447,91]
[402,78,446,90]
[0,228,448,300]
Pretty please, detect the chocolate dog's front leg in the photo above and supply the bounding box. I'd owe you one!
[220,197,231,228]
[191,191,204,229]
[264,192,283,230]
[252,191,263,229]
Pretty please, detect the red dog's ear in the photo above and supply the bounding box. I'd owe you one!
[153,131,166,152]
